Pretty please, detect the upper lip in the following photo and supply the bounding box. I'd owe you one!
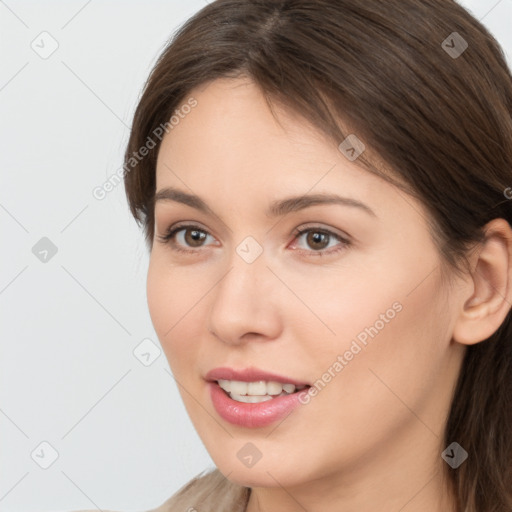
[205,367,310,387]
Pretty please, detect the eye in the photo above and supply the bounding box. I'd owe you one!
[290,226,351,257]
[156,222,351,258]
[156,223,216,254]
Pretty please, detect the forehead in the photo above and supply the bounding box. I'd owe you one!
[157,77,371,186]
[153,77,423,228]
[159,77,330,163]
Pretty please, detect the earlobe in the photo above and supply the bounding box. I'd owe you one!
[452,218,512,346]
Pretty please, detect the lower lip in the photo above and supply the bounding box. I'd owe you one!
[208,381,309,428]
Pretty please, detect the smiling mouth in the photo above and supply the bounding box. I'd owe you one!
[215,379,310,403]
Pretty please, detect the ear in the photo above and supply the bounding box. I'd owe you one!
[452,218,512,346]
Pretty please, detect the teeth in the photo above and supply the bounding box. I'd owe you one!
[247,381,267,395]
[217,379,307,399]
[266,381,284,395]
[228,380,250,395]
[217,379,232,392]
[230,393,274,403]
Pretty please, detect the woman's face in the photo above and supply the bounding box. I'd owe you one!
[147,76,465,490]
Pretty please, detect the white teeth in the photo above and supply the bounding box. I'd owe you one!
[247,381,267,395]
[228,380,249,395]
[217,379,231,392]
[282,383,296,394]
[216,379,307,399]
[266,381,284,395]
[230,393,274,403]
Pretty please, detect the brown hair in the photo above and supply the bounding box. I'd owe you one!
[123,1,512,510]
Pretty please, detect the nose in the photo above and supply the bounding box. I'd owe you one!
[206,247,283,346]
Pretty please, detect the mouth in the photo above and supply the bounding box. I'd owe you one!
[214,379,311,404]
[204,367,312,426]
[207,378,312,428]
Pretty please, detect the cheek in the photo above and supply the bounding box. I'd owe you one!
[289,246,448,405]
[146,258,173,340]
[272,257,411,367]
[300,241,440,348]
[146,254,200,334]
[314,266,449,425]
[146,258,192,363]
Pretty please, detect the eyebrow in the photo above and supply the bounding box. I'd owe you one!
[153,186,376,218]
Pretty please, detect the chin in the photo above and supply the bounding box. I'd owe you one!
[217,459,309,489]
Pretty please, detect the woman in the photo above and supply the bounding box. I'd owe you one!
[84,0,512,510]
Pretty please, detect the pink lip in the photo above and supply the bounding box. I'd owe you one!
[204,367,310,428]
[204,367,310,387]
[208,381,309,428]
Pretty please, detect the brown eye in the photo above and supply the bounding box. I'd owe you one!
[156,224,215,253]
[305,231,330,250]
[291,226,350,257]
[183,228,208,247]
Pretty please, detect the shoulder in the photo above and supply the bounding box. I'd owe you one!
[147,468,250,512]
[68,469,250,512]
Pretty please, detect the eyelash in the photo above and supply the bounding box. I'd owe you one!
[156,223,351,257]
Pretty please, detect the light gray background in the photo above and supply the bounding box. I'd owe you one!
[1,1,511,511]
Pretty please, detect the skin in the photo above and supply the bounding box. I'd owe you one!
[146,76,512,512]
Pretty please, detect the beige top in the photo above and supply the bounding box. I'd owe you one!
[73,468,250,512]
